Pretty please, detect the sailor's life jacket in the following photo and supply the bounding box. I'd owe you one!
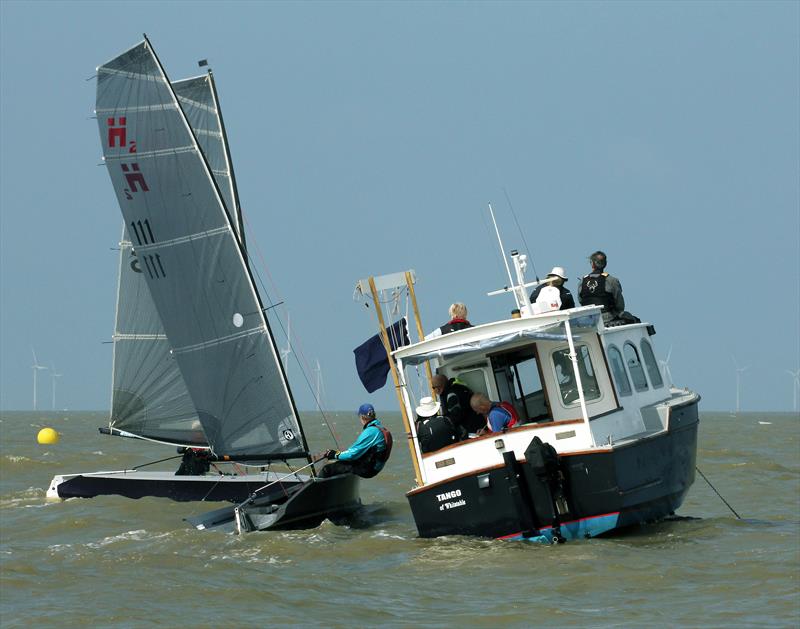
[439,318,472,334]
[487,402,519,432]
[417,415,458,453]
[579,272,615,310]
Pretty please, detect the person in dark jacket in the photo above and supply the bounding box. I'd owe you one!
[578,251,625,322]
[427,303,472,338]
[431,374,485,437]
[319,404,390,478]
[529,266,575,311]
[414,396,458,452]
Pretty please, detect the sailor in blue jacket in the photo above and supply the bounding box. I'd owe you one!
[319,404,391,479]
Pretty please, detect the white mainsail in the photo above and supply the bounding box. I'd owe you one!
[98,38,306,460]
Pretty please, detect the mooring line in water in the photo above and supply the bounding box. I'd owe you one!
[696,466,741,519]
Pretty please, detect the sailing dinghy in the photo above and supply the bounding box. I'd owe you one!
[49,38,361,530]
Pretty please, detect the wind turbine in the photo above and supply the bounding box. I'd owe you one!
[313,358,325,408]
[50,362,62,410]
[787,369,800,413]
[31,348,47,411]
[732,355,748,415]
[659,345,674,389]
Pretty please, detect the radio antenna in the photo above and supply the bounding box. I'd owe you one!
[503,187,539,281]
[488,203,514,288]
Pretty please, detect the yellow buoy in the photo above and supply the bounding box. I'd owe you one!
[37,427,59,445]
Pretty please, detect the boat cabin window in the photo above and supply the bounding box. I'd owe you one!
[640,340,664,389]
[607,345,632,397]
[451,367,489,396]
[623,342,649,392]
[490,346,549,422]
[552,345,601,406]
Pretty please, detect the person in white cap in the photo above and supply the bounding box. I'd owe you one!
[415,396,458,453]
[529,267,575,311]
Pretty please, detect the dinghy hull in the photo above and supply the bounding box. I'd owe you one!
[407,398,699,541]
[235,473,362,533]
[47,470,306,503]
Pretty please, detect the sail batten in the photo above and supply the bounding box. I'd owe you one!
[171,327,265,355]
[132,226,230,251]
[98,67,168,83]
[98,38,307,460]
[96,104,180,115]
[103,145,196,161]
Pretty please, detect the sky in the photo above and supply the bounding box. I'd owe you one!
[1,1,798,414]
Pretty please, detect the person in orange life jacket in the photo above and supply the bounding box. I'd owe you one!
[320,404,391,479]
[426,303,472,339]
[529,266,575,311]
[579,251,624,322]
[431,374,485,437]
[469,393,519,434]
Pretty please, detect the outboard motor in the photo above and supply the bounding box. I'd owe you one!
[524,436,570,540]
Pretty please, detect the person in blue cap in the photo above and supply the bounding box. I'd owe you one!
[318,403,392,478]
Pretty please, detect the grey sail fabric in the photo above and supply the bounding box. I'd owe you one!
[172,74,243,243]
[110,226,206,446]
[108,73,245,447]
[96,39,306,459]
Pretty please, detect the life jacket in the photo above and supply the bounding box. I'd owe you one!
[498,402,519,428]
[579,272,615,310]
[375,425,393,463]
[487,402,519,431]
[439,318,472,334]
[353,422,392,478]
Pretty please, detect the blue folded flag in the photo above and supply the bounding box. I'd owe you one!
[354,318,409,393]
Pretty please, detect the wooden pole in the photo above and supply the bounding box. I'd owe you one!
[368,277,423,486]
[405,271,435,398]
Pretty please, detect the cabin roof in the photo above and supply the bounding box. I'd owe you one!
[394,305,604,365]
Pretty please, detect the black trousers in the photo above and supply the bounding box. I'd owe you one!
[318,459,378,479]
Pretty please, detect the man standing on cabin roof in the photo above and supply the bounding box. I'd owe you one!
[432,374,486,437]
[578,251,625,322]
[469,393,519,434]
[319,404,391,479]
[426,303,473,339]
[530,266,575,311]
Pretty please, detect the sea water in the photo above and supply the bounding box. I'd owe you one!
[1,411,798,627]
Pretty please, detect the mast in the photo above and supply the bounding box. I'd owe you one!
[364,274,423,486]
[206,68,246,250]
[144,36,310,459]
[405,271,434,397]
[160,49,310,459]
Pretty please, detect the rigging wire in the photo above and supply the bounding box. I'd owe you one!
[503,187,539,281]
[240,212,342,449]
